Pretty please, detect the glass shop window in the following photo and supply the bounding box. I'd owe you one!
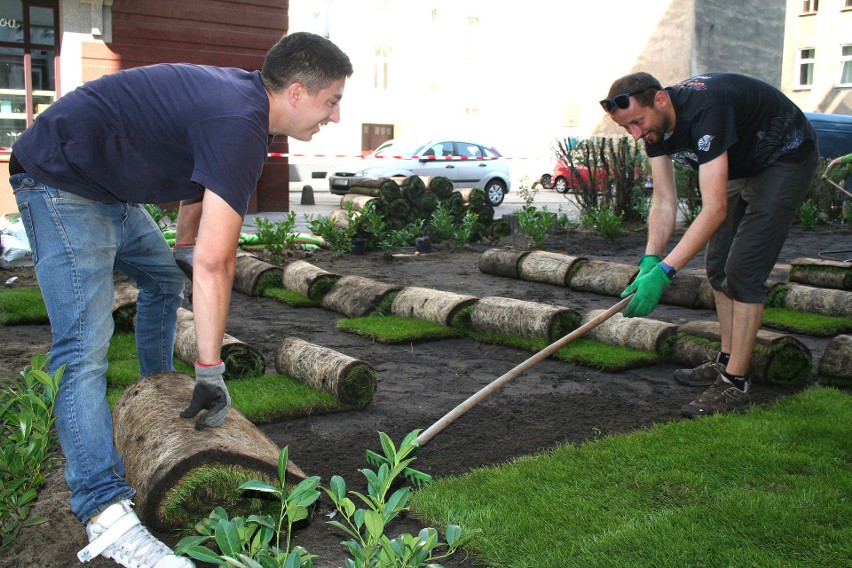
[0,0,58,149]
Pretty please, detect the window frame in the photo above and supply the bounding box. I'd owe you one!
[796,47,816,88]
[839,44,852,88]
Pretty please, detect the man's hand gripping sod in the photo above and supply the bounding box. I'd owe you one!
[181,360,232,429]
[621,259,671,318]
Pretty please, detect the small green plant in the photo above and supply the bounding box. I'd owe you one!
[323,430,472,567]
[517,205,555,247]
[253,213,299,264]
[142,203,178,231]
[176,431,471,567]
[175,446,321,567]
[427,204,479,248]
[358,207,423,256]
[581,205,626,241]
[796,199,827,230]
[1,354,63,548]
[305,202,359,256]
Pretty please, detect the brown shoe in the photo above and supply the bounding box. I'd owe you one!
[681,376,751,418]
[673,359,724,387]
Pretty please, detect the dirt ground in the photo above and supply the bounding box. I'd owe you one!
[0,224,849,568]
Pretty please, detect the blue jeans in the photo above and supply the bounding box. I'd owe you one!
[11,173,186,523]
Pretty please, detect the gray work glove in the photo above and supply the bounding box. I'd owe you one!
[172,244,194,279]
[180,361,231,429]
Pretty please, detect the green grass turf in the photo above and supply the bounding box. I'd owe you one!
[105,332,345,421]
[410,386,852,567]
[763,306,852,337]
[262,286,321,307]
[0,285,48,325]
[336,314,463,343]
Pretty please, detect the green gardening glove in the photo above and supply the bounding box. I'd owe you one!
[637,254,662,278]
[621,265,671,317]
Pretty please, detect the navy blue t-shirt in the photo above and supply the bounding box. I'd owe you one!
[12,64,272,216]
[645,73,815,179]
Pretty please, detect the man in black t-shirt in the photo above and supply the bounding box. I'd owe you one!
[600,72,818,418]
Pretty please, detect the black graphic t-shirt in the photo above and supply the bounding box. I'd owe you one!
[644,73,815,179]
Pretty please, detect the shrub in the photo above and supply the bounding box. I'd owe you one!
[253,213,299,264]
[1,355,62,548]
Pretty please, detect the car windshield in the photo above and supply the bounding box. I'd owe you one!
[371,140,426,158]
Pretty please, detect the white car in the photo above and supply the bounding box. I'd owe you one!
[328,138,511,206]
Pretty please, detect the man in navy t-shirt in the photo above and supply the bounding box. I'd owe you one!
[9,32,352,568]
[601,72,817,419]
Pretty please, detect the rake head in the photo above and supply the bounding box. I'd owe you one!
[364,449,433,487]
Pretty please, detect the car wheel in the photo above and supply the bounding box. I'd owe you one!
[554,176,569,194]
[485,179,506,206]
[540,174,553,189]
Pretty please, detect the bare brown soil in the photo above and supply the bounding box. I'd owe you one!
[0,225,848,568]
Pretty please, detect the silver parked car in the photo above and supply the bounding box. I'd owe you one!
[328,138,511,206]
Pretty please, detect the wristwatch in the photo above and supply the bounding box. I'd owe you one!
[658,261,677,280]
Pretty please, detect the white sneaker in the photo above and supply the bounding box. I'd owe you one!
[77,500,194,567]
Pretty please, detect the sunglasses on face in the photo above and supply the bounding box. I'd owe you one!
[599,86,659,113]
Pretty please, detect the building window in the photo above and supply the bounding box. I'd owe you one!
[840,45,852,87]
[797,48,815,87]
[373,45,390,91]
[801,0,819,13]
[0,0,58,149]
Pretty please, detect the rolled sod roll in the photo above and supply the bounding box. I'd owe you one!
[112,371,306,532]
[517,251,586,287]
[390,286,479,326]
[340,193,377,210]
[478,248,530,279]
[454,187,484,205]
[328,208,357,228]
[400,175,426,202]
[321,275,402,318]
[817,334,852,382]
[672,320,812,385]
[426,175,454,200]
[282,260,340,301]
[470,296,580,342]
[768,282,852,317]
[788,257,851,290]
[581,309,679,355]
[659,273,716,310]
[174,307,265,380]
[233,252,283,297]
[113,280,140,332]
[568,260,638,297]
[275,336,377,408]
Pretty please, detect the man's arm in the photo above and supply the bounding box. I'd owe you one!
[192,189,243,364]
[645,155,678,256]
[662,152,729,271]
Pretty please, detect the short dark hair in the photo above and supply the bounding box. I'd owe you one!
[606,72,663,109]
[261,32,353,94]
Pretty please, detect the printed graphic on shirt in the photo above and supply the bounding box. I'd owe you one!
[697,135,714,152]
[673,76,710,91]
[755,113,805,166]
[670,150,700,170]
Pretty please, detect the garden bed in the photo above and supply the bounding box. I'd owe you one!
[0,224,847,568]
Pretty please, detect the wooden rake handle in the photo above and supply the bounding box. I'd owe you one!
[823,176,852,199]
[415,294,633,446]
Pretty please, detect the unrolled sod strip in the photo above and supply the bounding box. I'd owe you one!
[113,371,306,532]
[769,282,852,317]
[470,296,580,342]
[321,275,402,318]
[390,286,479,326]
[275,336,377,408]
[282,259,340,301]
[817,334,852,382]
[517,251,586,287]
[581,309,679,355]
[174,307,265,380]
[477,248,530,279]
[671,320,812,385]
[233,252,283,297]
[788,257,851,290]
[567,259,637,297]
